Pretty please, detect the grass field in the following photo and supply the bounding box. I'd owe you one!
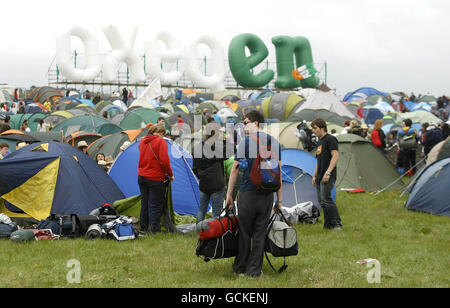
[0,190,448,288]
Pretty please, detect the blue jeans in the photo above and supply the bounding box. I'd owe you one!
[196,188,224,222]
[138,176,166,233]
[316,178,342,229]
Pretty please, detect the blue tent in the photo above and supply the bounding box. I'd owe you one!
[108,138,200,217]
[363,107,384,124]
[343,87,388,102]
[0,141,125,220]
[405,157,450,217]
[281,149,336,210]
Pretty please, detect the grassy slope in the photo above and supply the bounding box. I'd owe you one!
[0,190,448,288]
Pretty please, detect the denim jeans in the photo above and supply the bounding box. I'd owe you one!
[316,178,342,229]
[196,188,224,222]
[138,176,166,233]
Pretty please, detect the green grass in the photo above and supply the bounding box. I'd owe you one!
[0,190,449,288]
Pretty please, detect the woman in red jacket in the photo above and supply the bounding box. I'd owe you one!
[371,119,386,151]
[138,124,174,234]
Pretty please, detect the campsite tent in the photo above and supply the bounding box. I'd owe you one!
[260,92,304,121]
[343,87,388,102]
[293,89,355,119]
[426,137,450,165]
[87,128,145,159]
[0,142,125,220]
[66,131,102,147]
[363,106,384,124]
[281,149,336,209]
[108,138,200,216]
[336,134,404,191]
[397,110,440,124]
[30,86,63,104]
[405,157,450,217]
[288,109,352,127]
[120,108,168,130]
[52,115,123,137]
[0,130,40,151]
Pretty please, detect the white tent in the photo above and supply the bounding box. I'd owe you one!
[295,89,355,119]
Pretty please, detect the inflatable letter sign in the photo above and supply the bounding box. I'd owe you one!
[56,26,319,89]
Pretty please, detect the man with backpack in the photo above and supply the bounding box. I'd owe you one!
[225,110,282,278]
[311,118,343,230]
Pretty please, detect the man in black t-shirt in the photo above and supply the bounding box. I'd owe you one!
[311,118,343,230]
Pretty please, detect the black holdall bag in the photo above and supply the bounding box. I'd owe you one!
[264,211,298,273]
[195,208,239,262]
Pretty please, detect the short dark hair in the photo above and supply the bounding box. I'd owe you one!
[244,110,264,126]
[403,118,412,127]
[311,118,328,132]
[0,142,9,148]
[157,117,164,122]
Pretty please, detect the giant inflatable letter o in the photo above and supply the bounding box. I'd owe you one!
[102,25,146,83]
[272,36,320,89]
[228,33,274,88]
[184,35,225,91]
[145,32,183,85]
[56,26,101,81]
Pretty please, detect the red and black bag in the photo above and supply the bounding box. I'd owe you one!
[196,208,238,241]
[195,208,239,262]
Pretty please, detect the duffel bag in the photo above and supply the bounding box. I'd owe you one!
[195,207,239,262]
[195,229,238,262]
[196,208,238,241]
[264,211,298,273]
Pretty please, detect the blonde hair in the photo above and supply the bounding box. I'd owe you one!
[374,119,383,130]
[149,124,166,135]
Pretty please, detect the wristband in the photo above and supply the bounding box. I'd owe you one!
[325,171,331,176]
[275,200,282,204]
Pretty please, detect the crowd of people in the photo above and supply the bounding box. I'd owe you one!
[338,117,449,176]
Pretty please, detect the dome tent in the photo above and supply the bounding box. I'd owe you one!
[281,148,336,209]
[426,136,450,166]
[294,89,355,119]
[405,157,450,217]
[336,134,404,192]
[52,115,123,137]
[108,138,200,217]
[260,92,304,121]
[0,142,125,221]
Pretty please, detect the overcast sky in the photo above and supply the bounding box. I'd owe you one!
[0,0,448,97]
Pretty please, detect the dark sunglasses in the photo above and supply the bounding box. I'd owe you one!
[243,120,252,125]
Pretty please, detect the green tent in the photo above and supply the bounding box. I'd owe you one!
[397,110,440,124]
[261,92,304,121]
[119,108,168,130]
[336,134,404,192]
[52,115,123,137]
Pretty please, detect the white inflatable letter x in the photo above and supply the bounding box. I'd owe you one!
[102,25,146,83]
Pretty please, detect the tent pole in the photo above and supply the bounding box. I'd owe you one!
[375,155,427,196]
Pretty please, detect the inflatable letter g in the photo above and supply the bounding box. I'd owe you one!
[228,33,274,88]
[184,35,226,91]
[56,26,102,82]
[145,31,184,85]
